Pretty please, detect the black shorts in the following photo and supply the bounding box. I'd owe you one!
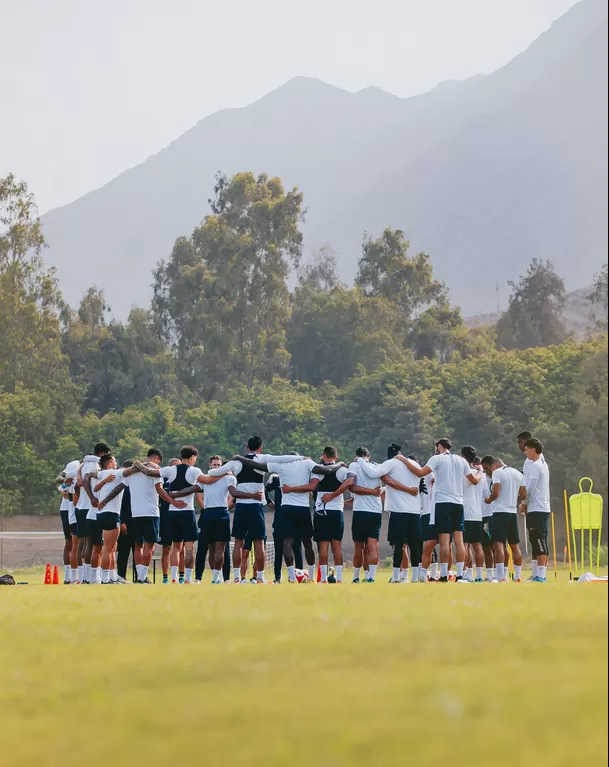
[69,523,78,537]
[351,511,382,543]
[232,503,266,541]
[75,508,89,538]
[131,516,160,545]
[98,511,120,531]
[313,509,344,542]
[387,512,421,546]
[526,511,550,537]
[420,513,438,542]
[87,517,103,546]
[435,502,464,535]
[272,507,287,537]
[200,507,231,544]
[159,507,172,547]
[481,518,493,547]
[170,511,198,543]
[60,510,71,540]
[283,505,314,540]
[491,512,520,545]
[242,533,254,552]
[464,520,484,544]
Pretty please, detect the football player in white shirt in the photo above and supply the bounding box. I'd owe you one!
[485,458,526,582]
[55,460,81,584]
[76,442,111,584]
[461,448,485,582]
[480,456,497,580]
[348,447,385,583]
[401,438,481,582]
[311,447,355,583]
[520,438,551,582]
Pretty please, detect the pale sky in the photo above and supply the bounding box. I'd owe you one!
[1,0,578,214]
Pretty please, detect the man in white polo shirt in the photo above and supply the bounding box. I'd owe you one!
[348,447,384,583]
[485,458,526,582]
[520,438,551,583]
[400,438,481,582]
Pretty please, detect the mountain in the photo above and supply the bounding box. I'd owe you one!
[40,0,608,317]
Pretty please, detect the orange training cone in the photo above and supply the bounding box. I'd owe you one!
[44,563,52,585]
[52,565,60,585]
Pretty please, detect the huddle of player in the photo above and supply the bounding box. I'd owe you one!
[55,430,551,585]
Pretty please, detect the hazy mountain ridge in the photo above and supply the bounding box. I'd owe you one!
[39,0,608,318]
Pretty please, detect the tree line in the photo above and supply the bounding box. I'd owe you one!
[0,172,607,516]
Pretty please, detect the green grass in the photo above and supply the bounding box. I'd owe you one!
[1,574,607,766]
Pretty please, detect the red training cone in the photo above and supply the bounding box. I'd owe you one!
[52,565,60,585]
[44,563,52,585]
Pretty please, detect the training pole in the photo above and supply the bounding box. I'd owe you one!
[563,490,573,581]
[551,512,558,579]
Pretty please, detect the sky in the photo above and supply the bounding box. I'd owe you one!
[1,0,578,214]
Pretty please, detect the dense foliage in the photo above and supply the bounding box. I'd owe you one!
[0,173,607,517]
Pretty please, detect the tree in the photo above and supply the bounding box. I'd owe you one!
[355,228,447,324]
[295,246,343,294]
[495,259,568,350]
[409,302,494,362]
[587,263,608,331]
[153,172,303,395]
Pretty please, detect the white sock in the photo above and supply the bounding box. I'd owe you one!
[531,560,538,577]
[353,567,361,580]
[476,567,483,580]
[464,567,472,580]
[101,569,110,584]
[136,565,144,581]
[64,565,70,582]
[233,568,241,581]
[185,568,193,583]
[420,568,428,582]
[110,569,117,583]
[70,567,78,583]
[538,566,547,579]
[411,566,419,582]
[308,565,315,581]
[287,565,296,582]
[430,563,438,579]
[440,563,448,578]
[392,567,400,581]
[77,566,83,582]
[171,565,179,581]
[368,564,377,581]
[488,567,495,579]
[514,565,522,580]
[363,570,369,580]
[320,565,328,582]
[212,569,220,583]
[256,570,264,582]
[456,562,464,577]
[90,567,99,583]
[496,563,505,580]
[336,565,343,582]
[402,570,410,583]
[141,565,149,582]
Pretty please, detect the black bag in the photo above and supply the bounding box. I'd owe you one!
[0,574,16,585]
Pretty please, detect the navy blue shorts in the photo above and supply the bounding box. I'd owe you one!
[170,510,198,543]
[242,533,254,552]
[98,511,120,531]
[313,509,344,542]
[87,517,103,546]
[131,516,160,545]
[232,503,266,542]
[69,523,78,537]
[435,502,464,535]
[482,518,493,547]
[491,512,520,545]
[526,511,550,537]
[159,507,172,547]
[75,508,89,538]
[60,510,71,540]
[272,508,286,537]
[283,505,314,540]
[421,513,438,542]
[200,507,231,544]
[387,512,421,546]
[351,510,382,543]
[464,520,484,544]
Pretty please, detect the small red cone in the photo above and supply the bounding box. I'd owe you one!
[52,565,60,585]
[44,563,52,585]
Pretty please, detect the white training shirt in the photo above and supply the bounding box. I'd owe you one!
[95,469,126,514]
[523,453,546,475]
[159,465,202,511]
[421,473,434,516]
[208,454,302,504]
[199,474,237,510]
[463,467,484,521]
[314,466,353,512]
[523,457,551,513]
[348,461,383,514]
[64,463,80,526]
[266,459,318,508]
[78,455,100,514]
[58,486,70,512]
[481,475,493,518]
[356,457,421,514]
[122,471,161,518]
[491,466,525,514]
[425,453,472,505]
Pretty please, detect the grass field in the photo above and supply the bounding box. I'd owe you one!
[1,572,607,767]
